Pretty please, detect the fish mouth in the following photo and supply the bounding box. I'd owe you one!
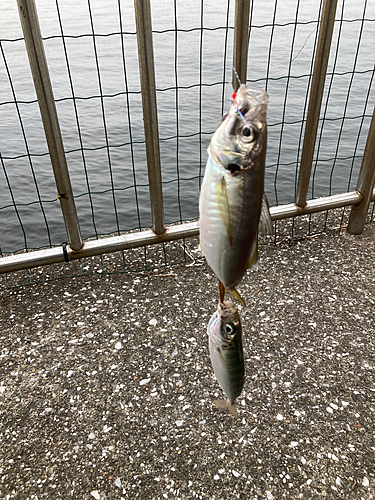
[209,86,268,170]
[236,84,269,111]
[218,300,238,320]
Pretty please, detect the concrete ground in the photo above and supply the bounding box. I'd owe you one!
[1,212,375,500]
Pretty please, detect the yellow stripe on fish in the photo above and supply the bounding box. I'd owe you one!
[215,176,233,246]
[199,84,271,292]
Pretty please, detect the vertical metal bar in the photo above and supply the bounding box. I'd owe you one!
[232,0,251,91]
[295,0,338,208]
[134,0,165,235]
[16,0,83,251]
[118,0,142,231]
[347,106,375,235]
[198,0,204,189]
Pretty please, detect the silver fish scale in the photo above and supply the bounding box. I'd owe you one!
[207,301,245,405]
[207,309,235,349]
[199,84,268,290]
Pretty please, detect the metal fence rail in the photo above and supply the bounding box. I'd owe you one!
[0,0,374,280]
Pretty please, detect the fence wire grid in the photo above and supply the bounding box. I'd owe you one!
[0,0,374,287]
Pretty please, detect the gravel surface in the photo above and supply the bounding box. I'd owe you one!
[1,218,374,499]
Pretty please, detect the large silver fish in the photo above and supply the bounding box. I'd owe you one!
[208,300,245,418]
[199,84,272,300]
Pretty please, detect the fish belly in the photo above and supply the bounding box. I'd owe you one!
[200,156,263,288]
[209,337,245,404]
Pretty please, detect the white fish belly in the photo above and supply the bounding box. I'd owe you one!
[209,337,244,404]
[199,156,259,288]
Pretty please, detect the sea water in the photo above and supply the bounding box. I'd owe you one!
[0,0,374,252]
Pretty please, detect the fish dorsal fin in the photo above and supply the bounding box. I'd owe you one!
[215,176,233,246]
[258,194,274,235]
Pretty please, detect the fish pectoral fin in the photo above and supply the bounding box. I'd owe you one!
[258,194,274,235]
[213,399,238,418]
[215,176,233,246]
[227,288,246,307]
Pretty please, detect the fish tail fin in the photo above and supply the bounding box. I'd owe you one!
[227,288,246,307]
[213,399,238,418]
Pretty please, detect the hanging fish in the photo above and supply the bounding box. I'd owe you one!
[199,82,273,303]
[208,300,245,418]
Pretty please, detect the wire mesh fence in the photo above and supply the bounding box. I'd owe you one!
[0,0,374,287]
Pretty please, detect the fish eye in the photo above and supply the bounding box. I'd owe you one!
[242,123,258,142]
[225,323,236,334]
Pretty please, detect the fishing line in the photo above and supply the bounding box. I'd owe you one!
[291,28,317,63]
[237,108,250,130]
[232,67,251,131]
[233,67,242,87]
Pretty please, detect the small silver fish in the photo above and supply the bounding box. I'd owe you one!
[207,300,245,418]
[199,84,272,301]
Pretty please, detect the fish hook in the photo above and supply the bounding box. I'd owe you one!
[232,68,251,132]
